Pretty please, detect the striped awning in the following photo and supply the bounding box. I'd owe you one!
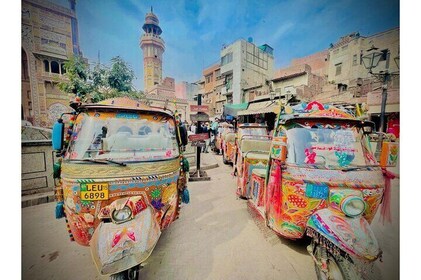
[238,100,279,116]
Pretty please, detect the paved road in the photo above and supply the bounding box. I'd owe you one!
[22,153,399,279]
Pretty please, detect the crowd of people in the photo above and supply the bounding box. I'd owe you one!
[183,119,222,153]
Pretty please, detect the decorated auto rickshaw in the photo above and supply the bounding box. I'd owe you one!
[213,122,234,155]
[233,123,271,198]
[221,129,237,165]
[247,101,398,279]
[52,97,190,279]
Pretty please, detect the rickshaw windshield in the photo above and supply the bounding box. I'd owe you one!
[285,125,374,168]
[239,127,267,136]
[65,111,179,162]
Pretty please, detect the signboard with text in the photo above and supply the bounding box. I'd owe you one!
[191,141,206,147]
[190,113,209,122]
[188,133,210,141]
[190,105,209,113]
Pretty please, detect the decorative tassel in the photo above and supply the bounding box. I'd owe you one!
[380,168,397,224]
[53,162,61,179]
[55,201,65,219]
[181,188,190,204]
[182,157,190,172]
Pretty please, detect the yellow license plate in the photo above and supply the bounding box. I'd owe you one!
[80,183,109,201]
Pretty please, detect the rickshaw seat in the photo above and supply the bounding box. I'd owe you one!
[252,168,267,178]
[103,132,170,151]
[245,152,270,161]
[240,139,271,154]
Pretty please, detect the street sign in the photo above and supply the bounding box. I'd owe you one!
[191,141,206,147]
[190,113,209,122]
[190,105,209,113]
[188,133,209,141]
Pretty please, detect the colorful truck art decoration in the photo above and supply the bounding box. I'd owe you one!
[52,97,190,277]
[241,101,398,279]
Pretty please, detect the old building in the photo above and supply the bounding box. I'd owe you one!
[139,8,189,121]
[175,81,200,101]
[319,28,399,132]
[140,7,164,94]
[271,51,328,102]
[201,63,225,117]
[220,38,274,105]
[21,0,82,127]
[140,7,179,100]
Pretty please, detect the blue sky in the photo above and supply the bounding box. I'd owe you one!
[58,0,399,91]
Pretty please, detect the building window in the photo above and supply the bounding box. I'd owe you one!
[380,49,389,61]
[246,44,269,70]
[221,52,233,66]
[335,63,342,76]
[205,74,213,84]
[353,54,357,66]
[51,61,60,74]
[43,60,50,72]
[380,49,390,68]
[225,75,233,90]
[22,49,29,80]
[61,63,66,74]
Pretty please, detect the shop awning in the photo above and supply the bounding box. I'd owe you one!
[367,104,400,114]
[237,100,279,116]
[223,103,248,117]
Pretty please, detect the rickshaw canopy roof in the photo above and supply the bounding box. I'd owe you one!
[78,97,174,117]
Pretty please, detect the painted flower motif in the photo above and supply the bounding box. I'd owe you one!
[81,200,94,209]
[335,151,355,166]
[151,189,162,199]
[75,203,81,213]
[165,150,172,157]
[304,148,316,164]
[152,199,165,210]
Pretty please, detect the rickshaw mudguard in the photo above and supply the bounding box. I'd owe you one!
[307,208,381,261]
[90,206,161,275]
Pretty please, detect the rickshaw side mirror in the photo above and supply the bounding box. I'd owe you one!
[52,119,64,151]
[270,136,287,162]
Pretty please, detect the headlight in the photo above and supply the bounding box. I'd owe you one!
[341,196,366,217]
[111,206,132,223]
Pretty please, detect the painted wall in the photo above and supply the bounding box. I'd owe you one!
[22,0,81,127]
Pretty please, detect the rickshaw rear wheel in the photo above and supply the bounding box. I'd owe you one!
[110,265,141,280]
[313,243,356,280]
[222,151,229,164]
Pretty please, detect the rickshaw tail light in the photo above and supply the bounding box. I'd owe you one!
[111,206,133,224]
[341,196,366,217]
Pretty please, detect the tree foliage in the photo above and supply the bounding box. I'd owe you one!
[108,56,135,92]
[58,55,91,98]
[59,55,145,103]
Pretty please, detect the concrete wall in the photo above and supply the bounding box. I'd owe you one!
[22,140,55,196]
[291,50,329,77]
[327,28,399,85]
[22,0,81,127]
[220,39,274,105]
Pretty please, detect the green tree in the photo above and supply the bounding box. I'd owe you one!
[59,55,145,103]
[108,56,135,92]
[58,55,91,100]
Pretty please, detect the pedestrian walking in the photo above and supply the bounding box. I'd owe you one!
[190,122,197,134]
[202,123,211,153]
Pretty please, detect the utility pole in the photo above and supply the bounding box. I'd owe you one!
[196,93,202,171]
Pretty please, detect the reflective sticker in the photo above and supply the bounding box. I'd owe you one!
[116,112,139,119]
[305,182,329,199]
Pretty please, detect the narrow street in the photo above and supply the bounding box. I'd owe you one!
[22,153,399,280]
